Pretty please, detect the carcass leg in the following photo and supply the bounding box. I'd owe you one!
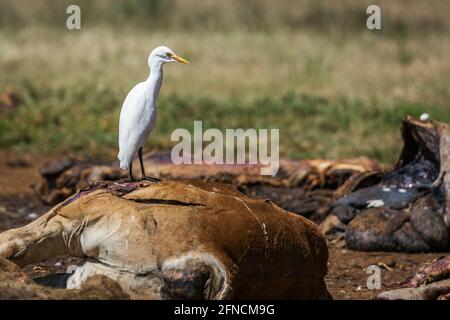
[0,211,68,267]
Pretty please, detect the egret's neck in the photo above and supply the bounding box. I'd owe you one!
[146,64,164,104]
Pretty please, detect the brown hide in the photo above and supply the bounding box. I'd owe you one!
[0,180,330,300]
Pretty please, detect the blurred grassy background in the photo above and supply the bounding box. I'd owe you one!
[0,0,449,164]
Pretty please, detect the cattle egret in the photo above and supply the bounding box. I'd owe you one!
[118,46,189,181]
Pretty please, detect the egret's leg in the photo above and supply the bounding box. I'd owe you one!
[128,161,135,182]
[138,147,161,182]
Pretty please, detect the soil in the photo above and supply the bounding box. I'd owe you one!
[325,243,443,299]
[0,150,445,300]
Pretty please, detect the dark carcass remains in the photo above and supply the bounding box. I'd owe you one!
[377,255,450,300]
[328,117,450,252]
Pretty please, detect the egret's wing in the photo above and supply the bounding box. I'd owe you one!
[118,83,147,168]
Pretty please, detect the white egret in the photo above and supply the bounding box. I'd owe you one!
[118,46,189,181]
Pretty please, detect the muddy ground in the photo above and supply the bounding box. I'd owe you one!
[0,150,445,300]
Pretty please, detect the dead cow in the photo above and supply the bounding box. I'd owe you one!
[0,180,330,300]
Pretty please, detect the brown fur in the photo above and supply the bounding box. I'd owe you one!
[0,179,330,299]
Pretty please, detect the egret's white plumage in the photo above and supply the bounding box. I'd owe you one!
[118,46,188,179]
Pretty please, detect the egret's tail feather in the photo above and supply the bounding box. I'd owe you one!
[119,160,129,170]
[118,151,128,169]
[118,147,134,170]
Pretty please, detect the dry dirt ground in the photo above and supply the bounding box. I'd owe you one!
[0,150,444,300]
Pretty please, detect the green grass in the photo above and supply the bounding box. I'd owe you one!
[1,1,450,166]
[1,82,448,165]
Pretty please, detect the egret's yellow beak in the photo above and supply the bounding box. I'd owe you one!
[172,54,189,65]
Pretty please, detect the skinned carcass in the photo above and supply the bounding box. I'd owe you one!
[328,117,450,252]
[0,179,331,300]
[377,256,450,300]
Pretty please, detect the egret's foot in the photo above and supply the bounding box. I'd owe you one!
[142,176,161,182]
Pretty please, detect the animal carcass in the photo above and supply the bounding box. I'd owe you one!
[0,180,330,300]
[328,116,450,252]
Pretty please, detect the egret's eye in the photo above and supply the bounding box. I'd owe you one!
[166,52,173,58]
